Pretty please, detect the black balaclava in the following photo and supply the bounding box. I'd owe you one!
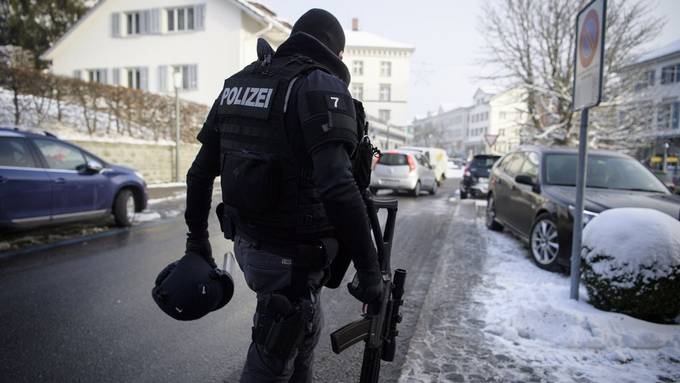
[291,9,345,55]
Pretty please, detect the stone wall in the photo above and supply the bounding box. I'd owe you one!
[71,139,200,184]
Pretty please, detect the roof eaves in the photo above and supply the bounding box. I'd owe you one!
[40,0,106,60]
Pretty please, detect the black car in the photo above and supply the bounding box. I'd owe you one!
[460,154,501,199]
[486,146,680,272]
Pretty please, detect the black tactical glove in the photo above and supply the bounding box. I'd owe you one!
[347,269,383,304]
[186,231,216,268]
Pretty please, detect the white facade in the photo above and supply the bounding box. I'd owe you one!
[41,0,291,106]
[342,21,414,127]
[465,89,493,156]
[619,39,680,157]
[489,87,526,155]
[411,106,470,155]
[410,87,525,158]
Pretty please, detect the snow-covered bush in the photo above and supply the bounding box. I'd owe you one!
[581,208,680,324]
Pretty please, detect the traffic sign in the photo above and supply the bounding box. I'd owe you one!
[573,0,606,111]
[484,134,498,147]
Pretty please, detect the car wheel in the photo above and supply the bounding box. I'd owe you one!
[412,181,421,198]
[113,189,135,227]
[485,195,503,231]
[460,189,468,199]
[429,181,438,195]
[530,213,562,272]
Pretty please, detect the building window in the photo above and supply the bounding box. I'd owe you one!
[126,12,141,35]
[379,84,391,101]
[499,111,507,119]
[126,67,147,90]
[380,61,391,77]
[87,69,107,84]
[379,109,391,122]
[657,102,680,130]
[635,70,655,90]
[661,63,680,84]
[166,5,204,32]
[352,61,363,76]
[351,83,363,101]
[172,64,198,90]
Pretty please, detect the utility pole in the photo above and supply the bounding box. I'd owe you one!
[173,71,182,183]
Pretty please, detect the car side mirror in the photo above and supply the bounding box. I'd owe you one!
[78,161,103,175]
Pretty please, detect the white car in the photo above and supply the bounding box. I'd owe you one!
[370,150,438,197]
[399,146,448,184]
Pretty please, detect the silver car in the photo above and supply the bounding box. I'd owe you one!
[370,150,438,197]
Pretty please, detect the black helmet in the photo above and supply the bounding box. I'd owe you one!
[152,251,234,321]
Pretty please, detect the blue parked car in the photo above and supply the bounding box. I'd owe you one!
[0,127,147,229]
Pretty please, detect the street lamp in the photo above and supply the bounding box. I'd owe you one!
[173,71,182,182]
[663,142,670,172]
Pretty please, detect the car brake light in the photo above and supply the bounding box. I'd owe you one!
[372,154,380,170]
[407,155,416,172]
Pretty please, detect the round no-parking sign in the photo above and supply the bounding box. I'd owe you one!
[573,0,606,111]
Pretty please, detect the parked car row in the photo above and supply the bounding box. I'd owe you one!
[484,146,680,272]
[0,127,148,230]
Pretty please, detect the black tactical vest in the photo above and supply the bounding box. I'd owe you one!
[215,54,336,244]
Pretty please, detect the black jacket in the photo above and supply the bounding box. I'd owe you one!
[185,33,378,272]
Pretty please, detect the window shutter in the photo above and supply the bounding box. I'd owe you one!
[158,65,167,92]
[150,9,161,33]
[140,67,148,90]
[73,70,81,80]
[189,64,198,90]
[195,4,205,30]
[138,10,148,34]
[111,13,120,37]
[100,69,108,84]
[112,68,120,85]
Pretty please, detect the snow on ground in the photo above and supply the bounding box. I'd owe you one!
[480,226,680,383]
[0,88,173,144]
[132,211,162,223]
[148,182,187,189]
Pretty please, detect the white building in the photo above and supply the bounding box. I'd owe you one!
[619,39,680,160]
[41,0,291,106]
[410,106,470,156]
[343,18,414,128]
[488,87,526,155]
[410,87,525,158]
[465,88,493,155]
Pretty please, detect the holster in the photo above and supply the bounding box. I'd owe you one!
[216,203,236,240]
[252,294,305,359]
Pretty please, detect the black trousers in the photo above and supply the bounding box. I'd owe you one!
[234,235,325,383]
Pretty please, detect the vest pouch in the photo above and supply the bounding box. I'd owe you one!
[221,151,281,212]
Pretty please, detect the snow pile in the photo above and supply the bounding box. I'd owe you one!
[581,208,680,323]
[479,228,680,382]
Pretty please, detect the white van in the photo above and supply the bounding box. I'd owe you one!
[399,146,449,184]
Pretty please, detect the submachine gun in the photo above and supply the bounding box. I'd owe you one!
[329,104,407,383]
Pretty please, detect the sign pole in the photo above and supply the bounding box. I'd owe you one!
[569,108,589,300]
[570,0,606,301]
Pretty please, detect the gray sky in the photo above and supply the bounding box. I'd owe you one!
[263,0,680,121]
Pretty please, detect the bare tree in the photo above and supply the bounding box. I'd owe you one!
[479,0,664,148]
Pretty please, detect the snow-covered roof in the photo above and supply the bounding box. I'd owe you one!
[345,30,414,50]
[632,38,680,66]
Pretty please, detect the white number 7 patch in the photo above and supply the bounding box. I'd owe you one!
[330,96,339,108]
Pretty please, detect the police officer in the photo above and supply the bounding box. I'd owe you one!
[183,8,382,383]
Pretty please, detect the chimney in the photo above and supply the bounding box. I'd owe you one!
[352,18,359,31]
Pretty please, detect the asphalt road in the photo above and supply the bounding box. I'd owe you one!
[0,179,461,383]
